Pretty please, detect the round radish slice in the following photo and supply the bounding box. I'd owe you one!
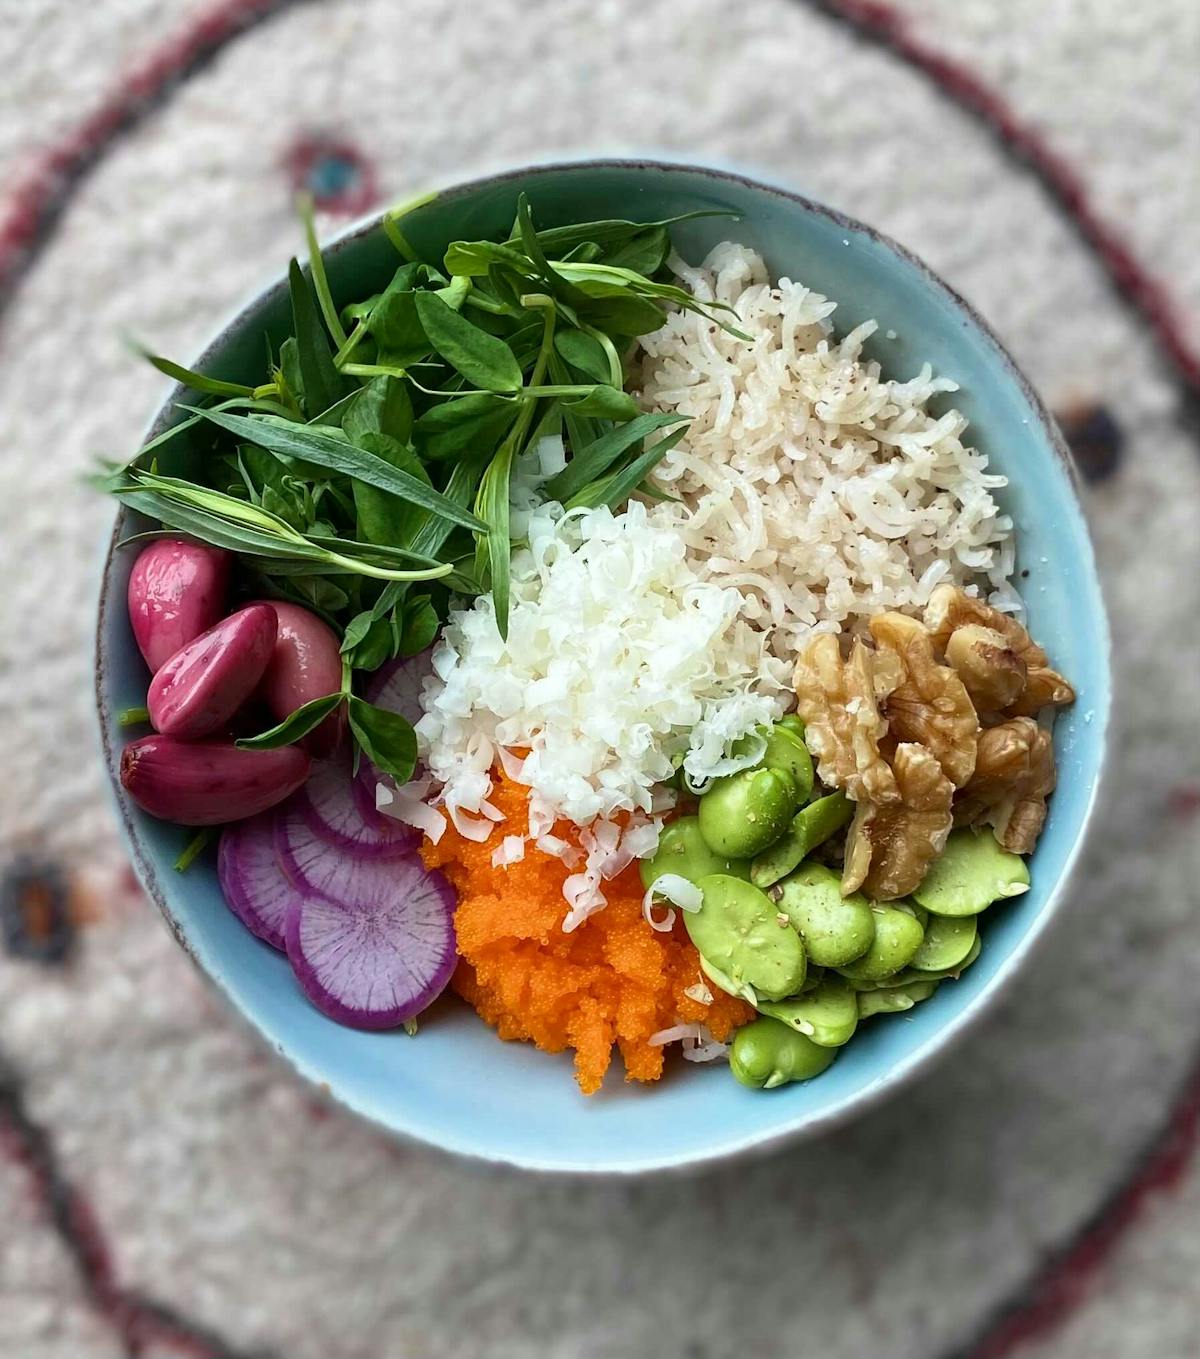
[365,651,431,722]
[297,757,415,856]
[217,811,293,951]
[357,651,434,812]
[275,806,406,902]
[285,857,456,1029]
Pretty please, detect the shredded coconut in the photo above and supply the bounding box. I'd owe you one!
[635,243,1020,653]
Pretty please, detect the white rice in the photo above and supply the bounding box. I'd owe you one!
[635,243,1020,654]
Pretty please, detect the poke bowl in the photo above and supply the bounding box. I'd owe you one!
[95,159,1110,1173]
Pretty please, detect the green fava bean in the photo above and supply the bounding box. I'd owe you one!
[758,978,859,1048]
[857,979,939,1019]
[698,767,796,859]
[905,935,982,983]
[638,816,750,891]
[751,791,853,889]
[771,862,875,968]
[836,904,925,982]
[759,724,814,805]
[688,875,806,1001]
[730,1016,837,1089]
[914,827,1030,917]
[910,913,977,972]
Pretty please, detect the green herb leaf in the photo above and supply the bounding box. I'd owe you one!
[236,692,345,750]
[352,431,432,548]
[544,411,686,502]
[411,391,518,462]
[308,388,362,428]
[515,194,555,284]
[348,612,396,671]
[558,241,603,264]
[575,291,667,337]
[138,350,257,398]
[347,695,417,780]
[562,385,640,421]
[546,349,599,461]
[288,259,348,417]
[340,610,376,655]
[342,373,414,448]
[530,209,735,257]
[298,194,348,348]
[187,408,486,532]
[116,481,452,582]
[444,239,536,279]
[278,337,306,410]
[565,425,687,511]
[118,706,150,728]
[473,438,516,638]
[366,262,439,364]
[413,291,524,393]
[254,573,349,621]
[407,453,490,563]
[399,595,439,655]
[553,329,612,385]
[602,225,671,276]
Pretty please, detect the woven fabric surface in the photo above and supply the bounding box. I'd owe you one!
[1,2,1198,1356]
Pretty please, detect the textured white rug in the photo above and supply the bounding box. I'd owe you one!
[2,2,1199,1357]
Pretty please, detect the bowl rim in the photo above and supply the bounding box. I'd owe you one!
[94,156,1111,1174]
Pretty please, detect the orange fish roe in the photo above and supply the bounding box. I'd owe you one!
[420,773,752,1094]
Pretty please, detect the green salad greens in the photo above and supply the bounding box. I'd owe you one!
[102,195,740,777]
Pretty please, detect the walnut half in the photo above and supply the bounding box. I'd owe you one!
[944,624,1027,712]
[955,717,1057,854]
[870,611,979,788]
[843,742,954,900]
[924,585,1075,718]
[794,634,899,806]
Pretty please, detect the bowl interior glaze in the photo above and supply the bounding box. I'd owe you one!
[96,160,1110,1173]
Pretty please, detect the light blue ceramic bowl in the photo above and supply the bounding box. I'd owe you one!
[95,160,1110,1173]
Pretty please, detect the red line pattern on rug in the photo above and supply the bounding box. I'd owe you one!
[1,1054,274,1358]
[1,0,1197,1354]
[803,0,1200,401]
[953,1056,1200,1359]
[0,0,311,307]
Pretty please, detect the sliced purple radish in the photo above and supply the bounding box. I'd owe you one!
[217,811,294,951]
[276,807,403,902]
[295,756,415,856]
[366,650,431,721]
[284,857,457,1029]
[356,651,434,814]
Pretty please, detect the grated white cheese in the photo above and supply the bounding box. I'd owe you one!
[648,1023,730,1063]
[416,499,789,927]
[640,872,703,934]
[491,835,526,869]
